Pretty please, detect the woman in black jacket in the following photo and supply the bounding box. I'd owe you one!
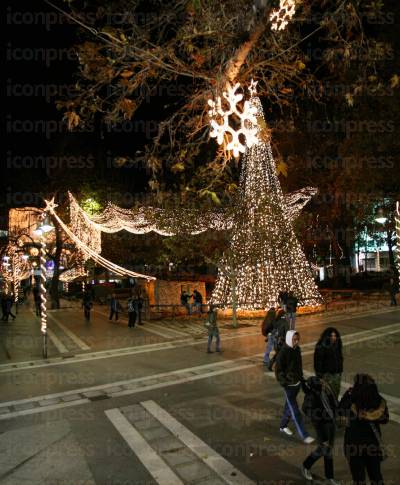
[314,327,343,399]
[301,376,340,484]
[339,374,389,485]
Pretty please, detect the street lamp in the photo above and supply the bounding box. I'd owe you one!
[375,208,388,225]
[36,215,54,359]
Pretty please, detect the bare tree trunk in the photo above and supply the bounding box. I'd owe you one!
[224,8,270,85]
[231,269,238,328]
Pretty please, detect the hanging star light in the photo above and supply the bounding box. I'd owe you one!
[270,0,297,31]
[208,83,259,157]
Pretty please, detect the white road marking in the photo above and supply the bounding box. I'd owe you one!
[142,400,254,485]
[47,328,68,354]
[105,408,184,485]
[0,324,399,421]
[2,399,89,420]
[48,313,90,350]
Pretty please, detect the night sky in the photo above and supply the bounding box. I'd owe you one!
[3,0,165,223]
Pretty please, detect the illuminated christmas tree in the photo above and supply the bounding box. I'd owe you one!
[210,95,321,309]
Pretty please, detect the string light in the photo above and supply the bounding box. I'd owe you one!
[68,192,227,236]
[210,94,321,309]
[48,203,155,281]
[396,202,400,274]
[270,0,297,31]
[39,233,48,336]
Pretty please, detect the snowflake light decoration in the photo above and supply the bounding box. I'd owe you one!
[208,82,259,158]
[270,0,296,31]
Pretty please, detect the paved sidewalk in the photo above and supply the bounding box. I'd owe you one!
[1,295,398,367]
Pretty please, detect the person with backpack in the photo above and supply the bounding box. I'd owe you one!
[266,308,289,371]
[275,330,314,444]
[339,374,389,485]
[314,327,343,399]
[301,376,340,484]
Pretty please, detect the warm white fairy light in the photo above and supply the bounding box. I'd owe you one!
[48,204,155,281]
[60,266,87,283]
[39,235,48,335]
[68,192,227,236]
[396,202,400,274]
[270,0,297,31]
[210,95,321,309]
[208,82,259,157]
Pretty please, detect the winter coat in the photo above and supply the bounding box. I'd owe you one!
[339,389,389,458]
[275,330,304,387]
[302,376,338,425]
[314,341,343,376]
[261,308,276,336]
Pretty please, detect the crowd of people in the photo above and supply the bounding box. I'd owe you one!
[259,290,389,484]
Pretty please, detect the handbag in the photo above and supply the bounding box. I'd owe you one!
[370,423,388,461]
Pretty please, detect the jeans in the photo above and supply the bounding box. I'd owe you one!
[207,333,220,351]
[84,308,91,320]
[303,421,335,479]
[286,312,296,330]
[263,333,276,364]
[194,302,202,314]
[280,383,309,439]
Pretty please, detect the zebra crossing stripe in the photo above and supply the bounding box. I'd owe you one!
[141,400,255,485]
[105,408,184,485]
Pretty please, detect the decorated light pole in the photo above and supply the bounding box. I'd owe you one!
[34,199,56,359]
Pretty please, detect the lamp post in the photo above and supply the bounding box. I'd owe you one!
[34,212,54,359]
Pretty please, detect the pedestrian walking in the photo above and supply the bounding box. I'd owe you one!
[263,308,289,370]
[275,330,314,443]
[301,376,340,484]
[339,374,389,485]
[82,292,93,321]
[205,304,221,353]
[4,294,16,321]
[180,290,192,315]
[278,289,289,312]
[314,327,343,400]
[109,293,121,322]
[33,286,41,317]
[286,291,298,329]
[193,289,203,314]
[127,293,137,328]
